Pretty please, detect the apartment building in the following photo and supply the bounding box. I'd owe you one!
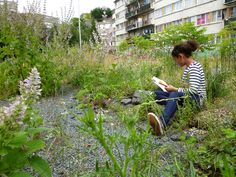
[114,0,128,45]
[0,0,18,12]
[153,0,236,35]
[96,15,116,47]
[113,0,236,45]
[125,0,155,38]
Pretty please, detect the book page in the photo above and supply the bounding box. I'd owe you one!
[152,77,168,92]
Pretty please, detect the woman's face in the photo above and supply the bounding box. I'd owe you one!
[174,54,186,67]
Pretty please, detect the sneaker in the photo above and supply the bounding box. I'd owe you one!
[147,112,164,136]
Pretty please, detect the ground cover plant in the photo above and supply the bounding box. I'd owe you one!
[0,3,236,176]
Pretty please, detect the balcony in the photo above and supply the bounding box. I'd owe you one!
[126,0,138,7]
[224,16,236,26]
[125,3,153,19]
[126,20,153,32]
[224,0,236,5]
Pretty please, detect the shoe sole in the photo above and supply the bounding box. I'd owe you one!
[148,113,163,136]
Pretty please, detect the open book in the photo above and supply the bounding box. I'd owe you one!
[152,76,168,92]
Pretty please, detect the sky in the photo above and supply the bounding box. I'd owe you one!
[18,0,115,18]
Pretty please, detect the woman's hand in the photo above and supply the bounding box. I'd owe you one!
[165,85,178,92]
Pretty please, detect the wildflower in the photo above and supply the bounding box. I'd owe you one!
[0,67,41,126]
[19,67,42,102]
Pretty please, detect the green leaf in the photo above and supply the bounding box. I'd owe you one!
[25,140,45,155]
[8,132,28,148]
[29,156,52,177]
[0,148,8,156]
[27,127,48,136]
[10,172,34,177]
[2,149,28,170]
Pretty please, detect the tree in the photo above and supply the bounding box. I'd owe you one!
[151,22,214,52]
[69,17,99,45]
[91,7,112,22]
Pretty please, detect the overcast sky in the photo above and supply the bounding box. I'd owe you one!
[18,0,115,18]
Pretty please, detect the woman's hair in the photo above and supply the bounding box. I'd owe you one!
[171,40,199,58]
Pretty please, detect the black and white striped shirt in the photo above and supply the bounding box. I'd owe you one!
[178,61,207,101]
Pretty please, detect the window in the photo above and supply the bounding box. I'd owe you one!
[156,25,163,32]
[156,8,162,18]
[173,1,182,11]
[217,10,222,21]
[233,7,236,17]
[206,12,213,23]
[163,4,172,15]
[185,0,197,8]
[173,19,182,25]
[198,0,209,4]
[197,14,206,25]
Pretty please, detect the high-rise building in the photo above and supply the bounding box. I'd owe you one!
[154,0,236,36]
[113,0,236,45]
[114,0,128,45]
[125,0,155,38]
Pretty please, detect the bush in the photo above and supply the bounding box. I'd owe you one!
[0,56,62,99]
[151,22,214,53]
[195,128,236,176]
[0,9,63,99]
[73,59,158,104]
[0,68,51,176]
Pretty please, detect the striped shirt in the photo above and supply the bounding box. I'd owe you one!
[178,61,207,102]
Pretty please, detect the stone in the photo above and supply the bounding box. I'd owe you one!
[132,97,141,105]
[133,90,142,98]
[169,132,184,141]
[121,98,132,105]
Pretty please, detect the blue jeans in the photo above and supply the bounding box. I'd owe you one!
[154,90,200,127]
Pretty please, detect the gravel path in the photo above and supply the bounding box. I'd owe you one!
[0,88,207,176]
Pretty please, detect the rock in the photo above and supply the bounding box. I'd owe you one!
[132,97,141,105]
[169,132,184,141]
[121,98,132,105]
[133,90,142,98]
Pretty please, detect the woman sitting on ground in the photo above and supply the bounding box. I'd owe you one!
[148,40,206,136]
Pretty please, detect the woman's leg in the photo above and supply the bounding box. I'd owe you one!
[160,92,185,126]
[153,90,170,105]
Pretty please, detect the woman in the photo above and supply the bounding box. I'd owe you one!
[148,40,206,136]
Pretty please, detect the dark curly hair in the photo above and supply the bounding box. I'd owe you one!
[171,40,199,58]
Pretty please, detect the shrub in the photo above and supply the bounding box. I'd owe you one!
[151,22,214,53]
[195,128,236,176]
[0,68,51,177]
[0,7,62,99]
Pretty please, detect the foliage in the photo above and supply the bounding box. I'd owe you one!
[0,10,45,63]
[118,36,155,52]
[0,68,51,177]
[73,60,157,105]
[195,128,236,176]
[206,71,229,103]
[78,107,152,177]
[91,7,112,22]
[118,40,130,52]
[0,7,63,99]
[218,21,236,72]
[151,22,214,53]
[69,17,99,45]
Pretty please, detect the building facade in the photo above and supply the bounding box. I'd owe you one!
[125,0,155,38]
[96,16,116,47]
[113,0,236,45]
[154,0,236,35]
[0,0,18,12]
[114,0,128,45]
